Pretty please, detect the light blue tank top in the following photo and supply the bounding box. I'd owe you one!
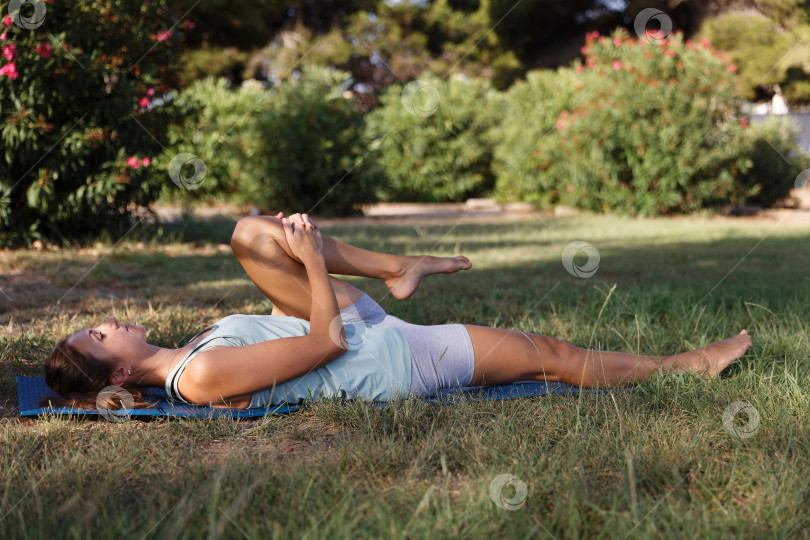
[164,314,412,408]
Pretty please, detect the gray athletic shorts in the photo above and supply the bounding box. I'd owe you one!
[339,294,476,397]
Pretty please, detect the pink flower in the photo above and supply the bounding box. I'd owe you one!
[127,157,140,169]
[0,62,18,80]
[699,38,711,48]
[139,97,149,107]
[34,42,52,59]
[156,30,172,43]
[2,15,11,27]
[141,157,151,167]
[613,37,621,47]
[0,33,6,41]
[556,111,570,131]
[146,88,155,97]
[2,43,16,62]
[612,60,622,71]
[727,64,738,73]
[576,64,584,74]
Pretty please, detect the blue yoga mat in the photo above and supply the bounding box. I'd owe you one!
[17,376,620,419]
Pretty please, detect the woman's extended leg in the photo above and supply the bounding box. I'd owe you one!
[229,216,471,319]
[463,325,753,388]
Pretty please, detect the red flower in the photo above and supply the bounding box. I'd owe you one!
[139,97,149,107]
[0,62,18,80]
[556,111,570,131]
[2,15,11,27]
[2,43,16,62]
[127,157,140,169]
[34,42,52,59]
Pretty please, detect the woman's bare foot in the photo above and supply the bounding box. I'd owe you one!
[666,330,753,379]
[384,255,472,300]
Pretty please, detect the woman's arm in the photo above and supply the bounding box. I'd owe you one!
[180,216,349,405]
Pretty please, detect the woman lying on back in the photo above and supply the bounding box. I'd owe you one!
[41,212,752,411]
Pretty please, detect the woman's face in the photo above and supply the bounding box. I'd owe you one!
[67,316,148,366]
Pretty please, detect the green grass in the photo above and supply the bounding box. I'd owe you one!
[1,212,809,539]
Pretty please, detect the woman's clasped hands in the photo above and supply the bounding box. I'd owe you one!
[278,211,323,262]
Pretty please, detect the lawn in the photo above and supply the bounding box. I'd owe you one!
[1,211,809,539]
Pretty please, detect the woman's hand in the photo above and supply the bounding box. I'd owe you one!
[281,216,323,263]
[275,212,319,231]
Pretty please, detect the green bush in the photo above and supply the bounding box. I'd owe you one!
[365,75,504,202]
[735,117,804,206]
[492,29,803,214]
[149,78,265,209]
[245,66,382,216]
[0,0,186,246]
[178,46,249,87]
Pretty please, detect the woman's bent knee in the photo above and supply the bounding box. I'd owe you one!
[231,216,283,252]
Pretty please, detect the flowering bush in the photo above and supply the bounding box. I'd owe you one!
[492,29,802,214]
[0,0,188,246]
